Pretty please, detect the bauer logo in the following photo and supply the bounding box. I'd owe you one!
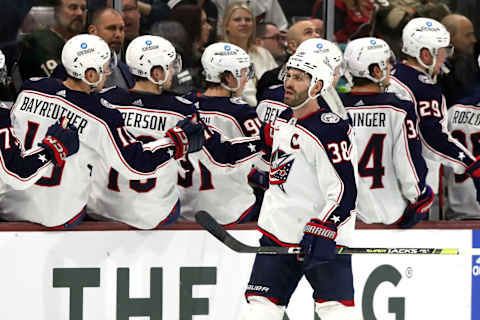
[472,230,480,320]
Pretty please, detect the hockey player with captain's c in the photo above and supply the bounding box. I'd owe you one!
[89,35,204,229]
[242,47,359,320]
[341,37,433,228]
[257,38,348,123]
[387,17,480,206]
[4,34,203,229]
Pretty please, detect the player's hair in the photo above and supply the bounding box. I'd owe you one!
[351,63,379,87]
[204,71,232,89]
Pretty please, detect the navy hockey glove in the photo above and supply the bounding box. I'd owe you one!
[300,219,337,270]
[39,119,79,167]
[260,121,273,153]
[166,115,204,159]
[397,185,434,229]
[466,156,480,178]
[247,167,269,190]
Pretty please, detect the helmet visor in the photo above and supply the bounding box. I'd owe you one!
[171,54,182,75]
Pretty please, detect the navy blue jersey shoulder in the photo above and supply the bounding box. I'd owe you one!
[299,109,351,145]
[99,87,196,117]
[185,94,257,126]
[259,84,285,103]
[392,63,443,101]
[340,92,416,117]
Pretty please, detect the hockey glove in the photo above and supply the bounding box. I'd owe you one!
[300,219,337,271]
[260,121,273,153]
[466,156,480,178]
[397,185,434,229]
[39,119,79,167]
[166,115,204,159]
[247,167,269,191]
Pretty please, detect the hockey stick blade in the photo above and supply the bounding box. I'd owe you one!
[195,211,480,256]
[195,211,300,255]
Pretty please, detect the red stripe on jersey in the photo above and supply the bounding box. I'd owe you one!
[257,226,299,247]
[315,299,355,307]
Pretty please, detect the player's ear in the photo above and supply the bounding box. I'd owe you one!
[88,25,98,35]
[85,68,99,84]
[371,64,382,80]
[311,80,323,96]
[419,48,433,66]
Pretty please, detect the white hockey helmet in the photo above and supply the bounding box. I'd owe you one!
[296,38,346,77]
[285,48,334,110]
[126,35,182,86]
[402,17,453,75]
[344,37,393,84]
[201,42,254,91]
[62,34,115,87]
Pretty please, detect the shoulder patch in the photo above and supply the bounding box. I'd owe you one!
[321,112,340,124]
[175,96,193,105]
[230,97,248,105]
[100,98,115,109]
[28,77,46,82]
[418,74,435,85]
[98,86,117,94]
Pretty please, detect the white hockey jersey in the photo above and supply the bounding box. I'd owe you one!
[257,107,357,247]
[341,92,428,224]
[446,101,480,219]
[177,94,264,224]
[1,78,178,228]
[88,88,197,229]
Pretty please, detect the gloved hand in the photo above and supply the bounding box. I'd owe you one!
[247,167,269,190]
[260,121,273,153]
[466,156,480,178]
[300,219,337,270]
[166,115,204,159]
[397,185,434,229]
[39,118,79,167]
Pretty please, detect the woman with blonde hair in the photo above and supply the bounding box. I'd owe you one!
[221,1,278,106]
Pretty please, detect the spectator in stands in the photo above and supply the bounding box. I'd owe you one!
[311,18,324,38]
[375,0,451,55]
[137,0,173,34]
[215,0,288,33]
[150,20,205,94]
[439,14,479,107]
[256,19,320,102]
[256,22,286,65]
[122,0,141,49]
[221,2,278,106]
[52,7,135,89]
[170,4,205,68]
[18,0,87,79]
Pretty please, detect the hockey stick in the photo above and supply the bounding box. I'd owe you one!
[195,211,480,255]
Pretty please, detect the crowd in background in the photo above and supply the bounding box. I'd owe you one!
[0,0,480,223]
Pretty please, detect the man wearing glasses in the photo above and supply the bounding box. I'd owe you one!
[256,22,286,65]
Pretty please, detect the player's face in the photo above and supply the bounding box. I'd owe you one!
[226,9,253,41]
[93,12,125,54]
[433,47,448,75]
[122,0,141,41]
[283,68,310,107]
[56,0,87,34]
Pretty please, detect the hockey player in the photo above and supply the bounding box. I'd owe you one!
[242,48,358,319]
[445,55,480,220]
[387,18,480,210]
[181,42,267,224]
[0,103,79,190]
[88,35,195,229]
[2,34,204,229]
[257,38,346,123]
[341,37,433,227]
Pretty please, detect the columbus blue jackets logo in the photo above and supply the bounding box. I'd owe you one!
[269,149,295,193]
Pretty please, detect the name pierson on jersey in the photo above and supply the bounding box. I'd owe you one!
[450,109,480,126]
[120,110,168,132]
[350,111,386,127]
[18,96,88,133]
